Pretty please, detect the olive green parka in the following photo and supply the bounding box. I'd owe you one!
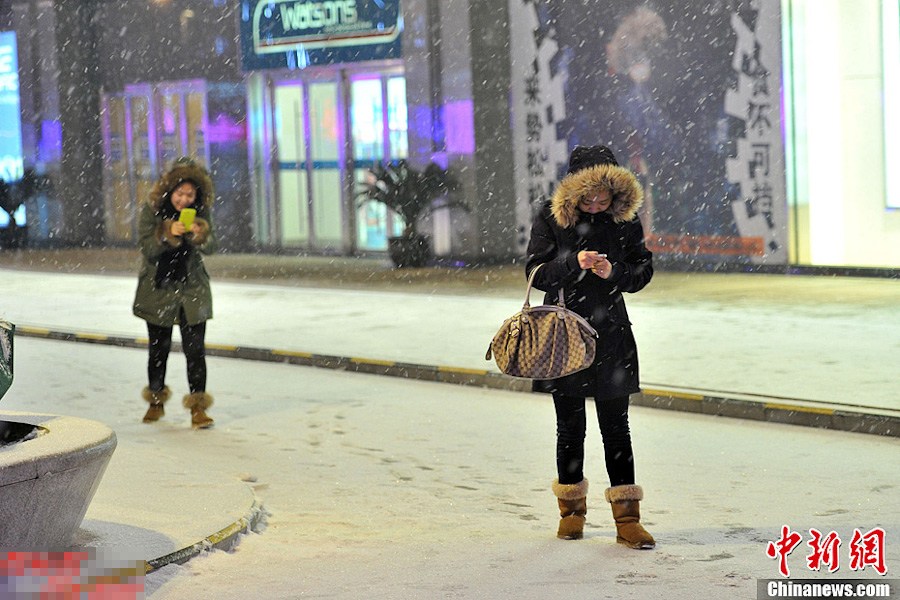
[132,159,218,327]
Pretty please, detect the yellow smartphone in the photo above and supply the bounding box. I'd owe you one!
[179,208,196,229]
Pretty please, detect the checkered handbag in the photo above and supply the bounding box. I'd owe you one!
[486,264,598,380]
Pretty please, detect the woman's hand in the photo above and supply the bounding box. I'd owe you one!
[170,221,187,237]
[591,256,612,279]
[578,251,611,278]
[577,250,603,270]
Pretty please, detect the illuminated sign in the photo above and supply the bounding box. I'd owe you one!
[239,0,402,70]
[0,31,23,184]
[883,0,900,208]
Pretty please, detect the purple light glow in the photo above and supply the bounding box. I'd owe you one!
[442,100,474,155]
[38,120,63,163]
[207,113,246,144]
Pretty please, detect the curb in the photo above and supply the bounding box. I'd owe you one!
[16,325,900,439]
[144,498,267,574]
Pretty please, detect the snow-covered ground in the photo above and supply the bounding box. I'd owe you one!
[2,268,899,411]
[5,337,899,599]
[1,268,898,598]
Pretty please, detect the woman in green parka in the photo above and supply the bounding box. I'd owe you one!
[133,157,218,429]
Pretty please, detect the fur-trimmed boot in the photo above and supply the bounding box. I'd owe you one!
[183,392,214,429]
[605,484,655,549]
[142,386,171,423]
[552,478,589,540]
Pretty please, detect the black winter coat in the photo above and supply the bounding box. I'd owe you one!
[525,163,653,399]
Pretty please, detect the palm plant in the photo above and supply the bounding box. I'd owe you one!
[357,160,463,237]
[0,179,16,227]
[0,179,24,249]
[0,169,45,248]
[356,160,466,266]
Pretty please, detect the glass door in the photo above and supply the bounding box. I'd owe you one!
[352,77,387,250]
[101,94,132,241]
[185,89,208,161]
[101,81,210,242]
[129,92,157,222]
[274,84,309,245]
[353,74,408,251]
[308,82,343,249]
[267,69,407,252]
[273,79,345,250]
[158,90,184,167]
[155,81,210,169]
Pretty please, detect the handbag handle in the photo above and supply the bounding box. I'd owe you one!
[524,263,566,309]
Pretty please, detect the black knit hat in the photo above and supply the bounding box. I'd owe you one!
[566,145,619,174]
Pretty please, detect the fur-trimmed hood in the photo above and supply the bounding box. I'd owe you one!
[550,163,643,228]
[147,158,215,211]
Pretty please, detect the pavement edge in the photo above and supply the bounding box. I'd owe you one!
[16,325,900,439]
[144,498,267,574]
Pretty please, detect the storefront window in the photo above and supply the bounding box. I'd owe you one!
[883,0,900,208]
[352,78,385,163]
[353,77,389,250]
[0,31,24,213]
[0,29,24,227]
[387,77,408,160]
[782,0,900,267]
[308,82,343,246]
[274,84,308,245]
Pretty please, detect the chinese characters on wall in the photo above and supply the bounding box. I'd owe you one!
[725,3,788,263]
[508,0,567,253]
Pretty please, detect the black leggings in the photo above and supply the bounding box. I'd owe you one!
[553,392,634,487]
[147,311,207,394]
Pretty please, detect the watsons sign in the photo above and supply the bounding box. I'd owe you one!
[240,0,401,70]
[278,1,358,34]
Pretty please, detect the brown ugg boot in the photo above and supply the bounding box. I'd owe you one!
[183,392,214,429]
[552,478,589,540]
[142,386,171,423]
[605,484,655,549]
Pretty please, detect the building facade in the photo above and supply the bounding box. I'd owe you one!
[2,0,898,268]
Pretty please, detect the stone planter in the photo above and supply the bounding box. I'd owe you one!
[0,225,28,249]
[387,233,431,268]
[0,412,117,549]
[0,321,117,549]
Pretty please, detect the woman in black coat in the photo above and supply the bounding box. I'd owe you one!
[525,145,655,548]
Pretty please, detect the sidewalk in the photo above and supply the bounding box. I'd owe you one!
[7,327,900,599]
[1,248,899,583]
[2,248,898,432]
